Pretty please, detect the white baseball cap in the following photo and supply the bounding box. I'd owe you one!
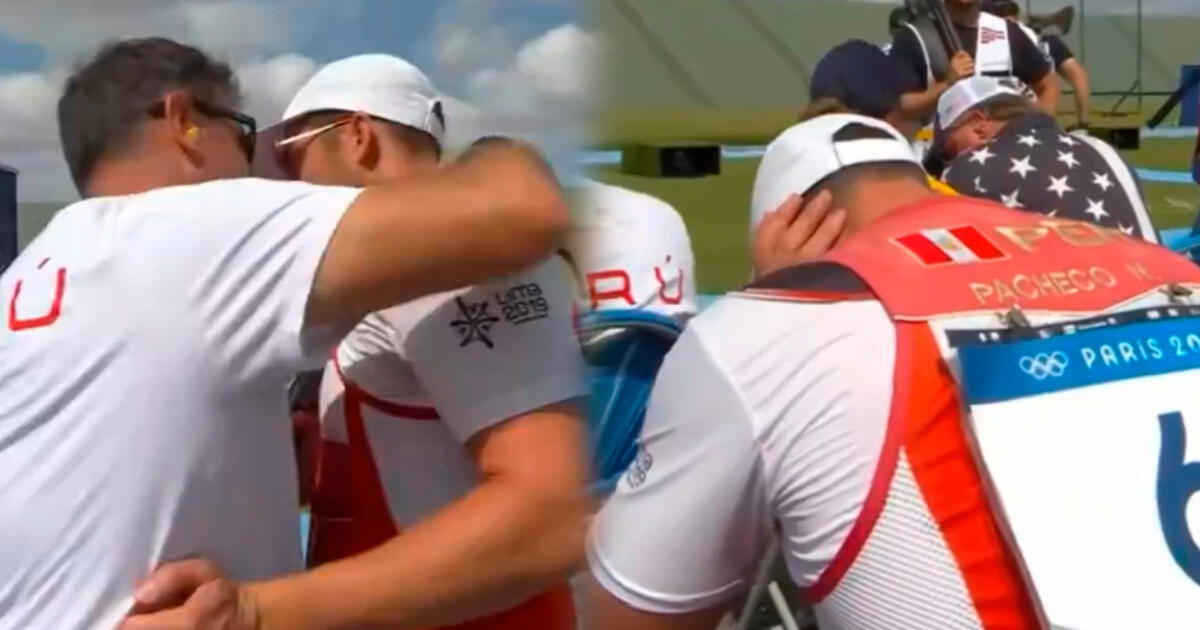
[936,76,1023,131]
[750,114,919,231]
[254,54,445,178]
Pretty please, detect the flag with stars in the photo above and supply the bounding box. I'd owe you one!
[942,114,1155,243]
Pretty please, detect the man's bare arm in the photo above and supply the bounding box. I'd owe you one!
[307,143,569,327]
[1058,58,1091,128]
[898,51,975,121]
[587,578,728,630]
[1031,71,1061,118]
[250,403,591,630]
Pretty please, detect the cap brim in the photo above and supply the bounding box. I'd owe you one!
[251,122,290,180]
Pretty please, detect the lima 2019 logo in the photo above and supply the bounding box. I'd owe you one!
[450,281,552,349]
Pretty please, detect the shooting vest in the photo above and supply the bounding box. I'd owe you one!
[745,196,1200,629]
[907,12,1018,87]
[309,359,577,630]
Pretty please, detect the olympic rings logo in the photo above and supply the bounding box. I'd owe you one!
[1019,352,1069,380]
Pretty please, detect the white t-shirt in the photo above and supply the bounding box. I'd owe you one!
[0,179,359,630]
[588,296,891,614]
[318,257,587,528]
[566,182,697,322]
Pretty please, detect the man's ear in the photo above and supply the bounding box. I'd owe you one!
[159,91,205,171]
[161,91,199,148]
[346,113,379,169]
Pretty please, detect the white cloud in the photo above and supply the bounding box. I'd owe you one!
[427,0,597,180]
[434,1,515,78]
[0,1,307,64]
[440,21,598,182]
[0,71,63,154]
[236,54,319,124]
[515,24,600,103]
[432,1,598,142]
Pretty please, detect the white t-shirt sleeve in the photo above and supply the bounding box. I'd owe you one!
[587,327,773,614]
[127,178,360,380]
[401,257,587,442]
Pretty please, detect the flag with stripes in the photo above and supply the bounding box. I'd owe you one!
[895,226,1007,265]
[980,26,1007,44]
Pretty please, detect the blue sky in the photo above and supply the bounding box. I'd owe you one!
[0,0,592,201]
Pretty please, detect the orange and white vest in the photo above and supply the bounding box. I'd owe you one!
[746,196,1200,629]
[308,359,576,630]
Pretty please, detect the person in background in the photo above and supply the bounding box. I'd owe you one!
[984,0,1091,131]
[801,39,957,194]
[806,39,921,142]
[0,37,569,630]
[881,7,909,54]
[566,181,696,491]
[1194,100,1200,185]
[935,76,1156,243]
[889,0,1058,121]
[257,54,588,630]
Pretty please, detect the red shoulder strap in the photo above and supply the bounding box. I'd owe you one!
[821,197,1200,319]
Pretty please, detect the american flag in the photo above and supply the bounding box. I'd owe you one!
[980,26,1007,45]
[942,116,1150,241]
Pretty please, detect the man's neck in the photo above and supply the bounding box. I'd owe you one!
[85,158,185,198]
[844,181,939,236]
[948,4,981,28]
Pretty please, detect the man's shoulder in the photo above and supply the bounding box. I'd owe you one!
[689,294,890,368]
[579,181,686,232]
[127,178,356,216]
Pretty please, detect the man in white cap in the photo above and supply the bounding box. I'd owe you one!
[222,55,587,630]
[586,113,1200,630]
[933,76,1156,243]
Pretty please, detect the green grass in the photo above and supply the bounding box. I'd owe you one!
[590,136,1200,295]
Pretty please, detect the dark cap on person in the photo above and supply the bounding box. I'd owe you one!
[809,40,911,119]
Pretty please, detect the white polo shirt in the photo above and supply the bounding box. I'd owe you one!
[317,256,587,529]
[0,179,359,630]
[588,296,891,615]
[566,182,697,321]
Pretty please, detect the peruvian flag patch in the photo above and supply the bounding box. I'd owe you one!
[894,226,1008,265]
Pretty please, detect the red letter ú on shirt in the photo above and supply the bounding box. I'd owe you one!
[8,258,67,332]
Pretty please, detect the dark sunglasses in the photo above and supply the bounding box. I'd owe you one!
[147,99,258,163]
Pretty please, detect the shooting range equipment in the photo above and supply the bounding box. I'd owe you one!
[904,0,963,82]
[0,163,15,274]
[621,143,720,178]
